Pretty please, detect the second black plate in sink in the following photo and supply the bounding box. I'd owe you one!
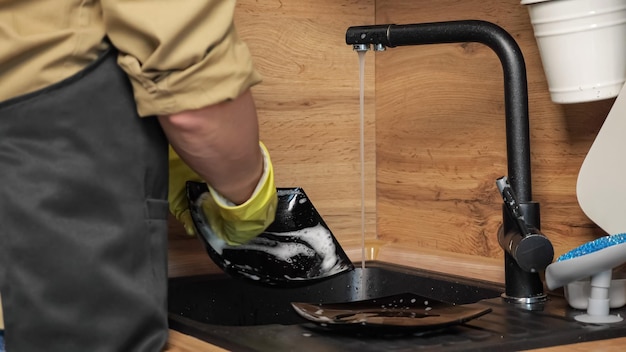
[291,292,492,333]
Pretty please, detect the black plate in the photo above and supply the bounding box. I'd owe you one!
[291,292,492,333]
[186,181,354,287]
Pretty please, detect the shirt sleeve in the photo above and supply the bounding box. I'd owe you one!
[101,0,261,117]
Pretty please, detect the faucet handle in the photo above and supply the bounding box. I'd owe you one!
[496,176,554,273]
[496,176,532,236]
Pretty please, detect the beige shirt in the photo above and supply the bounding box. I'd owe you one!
[0,0,261,117]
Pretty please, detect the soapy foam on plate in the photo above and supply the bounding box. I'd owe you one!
[190,185,353,284]
[194,198,346,280]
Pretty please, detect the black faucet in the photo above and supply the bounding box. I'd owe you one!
[346,20,554,305]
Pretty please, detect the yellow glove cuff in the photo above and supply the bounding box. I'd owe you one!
[168,145,203,236]
[201,141,278,245]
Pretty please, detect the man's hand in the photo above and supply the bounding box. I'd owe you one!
[168,142,277,244]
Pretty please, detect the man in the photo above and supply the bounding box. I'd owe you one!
[0,1,277,350]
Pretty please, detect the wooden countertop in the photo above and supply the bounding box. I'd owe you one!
[166,237,626,351]
[165,329,626,352]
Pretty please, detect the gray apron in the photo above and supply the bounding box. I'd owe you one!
[0,49,169,351]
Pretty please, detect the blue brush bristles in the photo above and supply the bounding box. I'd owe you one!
[557,233,626,262]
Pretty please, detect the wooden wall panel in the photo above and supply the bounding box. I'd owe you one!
[168,0,615,283]
[238,0,377,243]
[168,1,377,247]
[375,0,611,263]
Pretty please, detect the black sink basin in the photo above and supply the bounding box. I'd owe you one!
[168,261,502,326]
[168,261,626,351]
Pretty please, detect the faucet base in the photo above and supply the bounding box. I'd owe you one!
[501,293,548,311]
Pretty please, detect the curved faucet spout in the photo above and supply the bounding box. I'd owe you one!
[346,20,551,303]
[347,20,531,200]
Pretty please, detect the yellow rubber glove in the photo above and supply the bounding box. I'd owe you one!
[168,142,278,245]
[168,145,202,236]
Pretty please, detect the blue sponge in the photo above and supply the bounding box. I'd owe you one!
[557,233,626,262]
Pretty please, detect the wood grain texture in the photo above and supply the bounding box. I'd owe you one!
[237,0,377,242]
[168,0,619,283]
[168,0,377,243]
[374,0,613,266]
[165,330,228,352]
[163,334,626,352]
